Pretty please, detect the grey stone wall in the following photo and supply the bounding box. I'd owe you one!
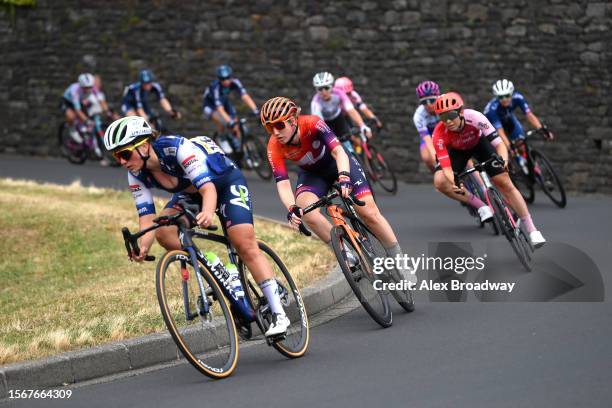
[1,0,610,192]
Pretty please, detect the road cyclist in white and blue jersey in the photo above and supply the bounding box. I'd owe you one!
[121,69,182,123]
[412,80,441,172]
[103,116,290,337]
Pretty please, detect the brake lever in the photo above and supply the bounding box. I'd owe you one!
[121,227,156,261]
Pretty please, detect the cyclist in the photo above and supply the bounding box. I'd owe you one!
[121,69,181,123]
[484,79,554,151]
[432,92,546,247]
[334,76,383,129]
[103,116,289,336]
[262,97,410,278]
[61,73,108,143]
[201,64,259,151]
[412,80,441,172]
[310,72,372,153]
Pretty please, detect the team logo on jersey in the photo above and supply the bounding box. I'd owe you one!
[129,184,141,192]
[437,139,444,150]
[181,155,197,168]
[478,122,490,129]
[163,147,177,155]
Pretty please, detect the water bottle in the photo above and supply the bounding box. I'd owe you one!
[517,155,529,175]
[204,252,231,287]
[226,263,244,299]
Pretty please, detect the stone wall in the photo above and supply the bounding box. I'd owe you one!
[1,0,610,192]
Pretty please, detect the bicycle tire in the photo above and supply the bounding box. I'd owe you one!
[368,144,397,194]
[239,240,309,358]
[488,189,531,272]
[531,149,567,208]
[244,135,273,180]
[58,122,87,164]
[509,156,535,204]
[352,218,414,312]
[156,250,239,379]
[330,225,392,328]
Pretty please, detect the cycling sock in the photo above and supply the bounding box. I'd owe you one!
[384,242,402,257]
[520,215,537,233]
[467,192,486,210]
[259,279,284,316]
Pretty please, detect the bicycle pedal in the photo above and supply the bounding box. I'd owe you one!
[266,332,287,345]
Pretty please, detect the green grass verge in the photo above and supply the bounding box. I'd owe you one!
[0,178,334,365]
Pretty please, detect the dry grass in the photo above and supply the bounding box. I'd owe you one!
[0,178,334,365]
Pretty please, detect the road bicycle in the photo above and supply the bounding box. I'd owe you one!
[456,156,533,272]
[462,171,500,236]
[121,200,309,379]
[508,128,567,208]
[299,184,414,328]
[214,118,272,181]
[58,114,114,165]
[357,124,398,194]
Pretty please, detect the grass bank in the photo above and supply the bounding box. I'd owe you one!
[0,178,334,365]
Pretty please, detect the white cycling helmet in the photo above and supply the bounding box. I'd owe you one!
[313,72,334,88]
[78,73,95,88]
[103,116,153,151]
[492,79,515,96]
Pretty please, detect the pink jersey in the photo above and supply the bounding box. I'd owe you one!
[310,89,354,121]
[432,109,500,169]
[346,90,368,111]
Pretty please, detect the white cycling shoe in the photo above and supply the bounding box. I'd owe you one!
[265,313,290,337]
[477,205,494,222]
[529,230,546,248]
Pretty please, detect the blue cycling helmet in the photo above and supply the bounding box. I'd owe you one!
[139,69,154,84]
[216,65,232,80]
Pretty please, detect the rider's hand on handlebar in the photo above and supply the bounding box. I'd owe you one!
[171,109,182,120]
[287,205,303,228]
[540,126,554,140]
[374,117,383,129]
[196,210,214,228]
[251,108,259,117]
[338,174,353,198]
[131,245,150,263]
[360,124,372,139]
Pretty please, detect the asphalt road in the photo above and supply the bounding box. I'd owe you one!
[2,155,611,407]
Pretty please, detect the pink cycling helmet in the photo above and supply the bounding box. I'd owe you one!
[334,76,353,93]
[416,80,440,99]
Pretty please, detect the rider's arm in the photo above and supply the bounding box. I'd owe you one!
[128,172,157,260]
[276,179,296,210]
[196,182,218,228]
[525,111,543,129]
[310,96,324,120]
[241,93,257,112]
[331,145,351,175]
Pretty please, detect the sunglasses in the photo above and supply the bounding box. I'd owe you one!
[264,119,291,133]
[420,97,437,105]
[439,110,461,122]
[219,77,231,81]
[317,86,331,92]
[113,138,149,162]
[497,94,512,100]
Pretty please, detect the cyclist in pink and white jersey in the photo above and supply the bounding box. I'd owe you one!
[334,76,383,129]
[432,92,546,247]
[310,72,372,148]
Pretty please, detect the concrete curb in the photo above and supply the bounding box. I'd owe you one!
[0,265,348,398]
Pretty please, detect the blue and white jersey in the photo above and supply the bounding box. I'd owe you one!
[483,92,531,130]
[127,135,235,217]
[121,81,166,113]
[412,104,439,137]
[202,79,247,109]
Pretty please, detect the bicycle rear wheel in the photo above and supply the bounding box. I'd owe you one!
[156,250,239,379]
[58,122,87,164]
[488,189,531,272]
[330,225,392,327]
[243,135,272,180]
[531,149,567,208]
[239,241,309,358]
[368,144,397,194]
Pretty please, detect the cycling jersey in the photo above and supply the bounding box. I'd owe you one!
[61,83,102,112]
[432,109,501,169]
[267,115,371,198]
[483,92,531,140]
[126,135,251,228]
[202,79,247,118]
[345,90,368,112]
[310,89,354,121]
[121,82,166,115]
[412,104,440,148]
[86,90,107,116]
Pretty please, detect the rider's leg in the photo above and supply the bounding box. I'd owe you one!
[296,190,334,243]
[210,110,226,134]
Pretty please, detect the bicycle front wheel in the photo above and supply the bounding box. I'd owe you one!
[509,156,535,204]
[58,122,87,164]
[239,240,309,358]
[330,225,392,328]
[156,250,239,379]
[368,144,398,194]
[531,149,567,208]
[243,135,272,180]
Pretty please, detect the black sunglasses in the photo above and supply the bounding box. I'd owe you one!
[317,86,331,92]
[439,110,461,122]
[420,98,437,105]
[497,94,512,100]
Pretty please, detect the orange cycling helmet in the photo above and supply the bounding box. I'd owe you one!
[434,92,464,114]
[260,97,300,129]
